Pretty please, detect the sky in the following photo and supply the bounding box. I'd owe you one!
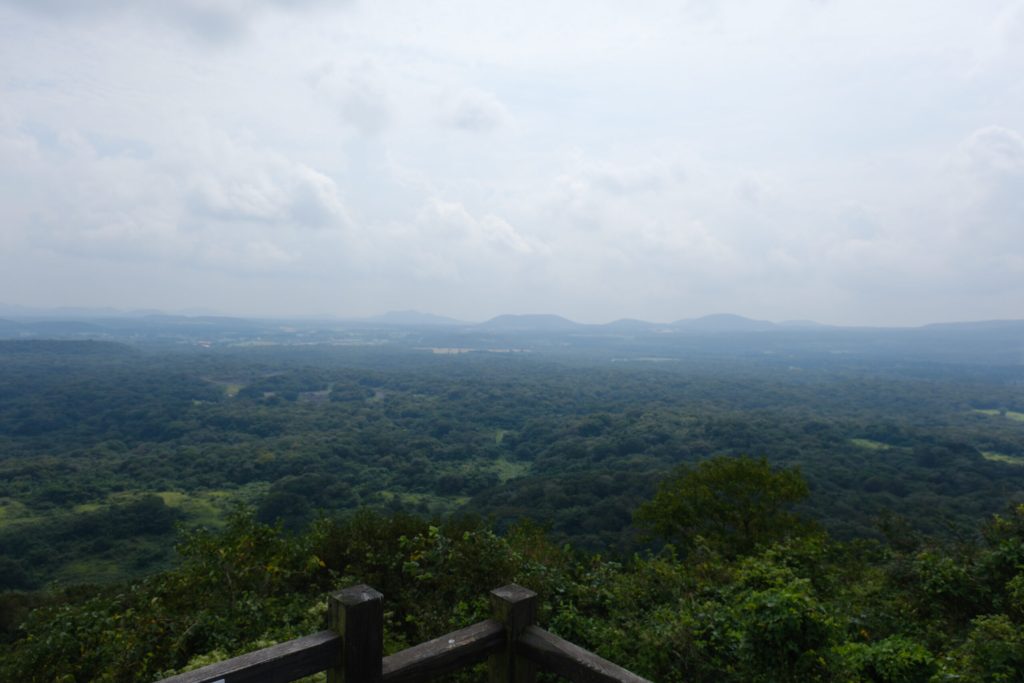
[1,0,1022,325]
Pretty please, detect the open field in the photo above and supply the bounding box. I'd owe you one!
[489,456,530,483]
[982,451,1024,466]
[850,438,890,450]
[973,409,1024,422]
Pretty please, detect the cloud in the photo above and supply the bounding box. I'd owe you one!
[980,1,1024,66]
[2,1,1024,323]
[810,125,1024,314]
[310,61,392,136]
[524,151,766,316]
[7,120,352,273]
[574,157,683,196]
[419,199,540,254]
[187,156,350,231]
[439,89,511,132]
[957,125,1024,176]
[946,126,1024,260]
[376,199,544,283]
[0,0,338,41]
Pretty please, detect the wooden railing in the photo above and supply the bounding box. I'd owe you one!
[158,584,651,683]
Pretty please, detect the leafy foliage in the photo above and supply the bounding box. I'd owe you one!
[3,340,1024,680]
[634,455,809,556]
[4,498,1024,682]
[3,340,1024,588]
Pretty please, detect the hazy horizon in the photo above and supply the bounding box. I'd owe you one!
[3,301,1023,329]
[2,1,1022,326]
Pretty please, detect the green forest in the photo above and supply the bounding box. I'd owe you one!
[2,337,1024,681]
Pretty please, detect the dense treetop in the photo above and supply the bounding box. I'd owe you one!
[1,340,1023,589]
[1,336,1023,680]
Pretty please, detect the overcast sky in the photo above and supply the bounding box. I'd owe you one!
[1,1,1022,325]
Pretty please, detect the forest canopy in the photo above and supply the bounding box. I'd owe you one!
[1,336,1023,680]
[2,339,1022,590]
[635,455,809,556]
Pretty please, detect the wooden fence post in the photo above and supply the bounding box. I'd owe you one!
[489,584,537,683]
[328,584,384,683]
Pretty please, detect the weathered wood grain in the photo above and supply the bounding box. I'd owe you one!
[154,584,651,683]
[517,626,653,683]
[329,584,384,683]
[381,619,504,683]
[489,584,538,683]
[156,630,339,683]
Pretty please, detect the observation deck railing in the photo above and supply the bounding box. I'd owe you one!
[157,584,651,683]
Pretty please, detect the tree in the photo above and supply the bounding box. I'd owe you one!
[635,455,809,556]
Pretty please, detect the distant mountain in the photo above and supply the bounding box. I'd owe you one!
[126,308,167,317]
[478,314,584,332]
[171,307,222,317]
[50,306,125,318]
[672,314,777,332]
[26,320,109,335]
[601,318,661,332]
[920,319,1024,332]
[139,314,257,325]
[778,319,829,329]
[363,310,465,326]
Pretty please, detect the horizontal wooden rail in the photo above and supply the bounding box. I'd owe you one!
[518,626,652,683]
[155,585,651,683]
[382,618,504,683]
[158,630,339,683]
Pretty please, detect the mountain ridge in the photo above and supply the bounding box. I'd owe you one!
[1,304,1022,333]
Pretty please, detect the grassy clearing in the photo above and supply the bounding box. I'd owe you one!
[982,452,1024,466]
[372,459,530,515]
[451,457,530,484]
[175,483,272,524]
[376,490,470,510]
[2,488,256,538]
[201,377,246,397]
[850,438,890,450]
[157,491,225,527]
[72,490,149,514]
[491,457,530,483]
[65,485,271,529]
[0,499,37,528]
[56,557,131,585]
[972,409,1024,422]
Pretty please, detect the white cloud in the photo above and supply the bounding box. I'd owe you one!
[376,199,546,284]
[0,0,340,41]
[1,1,1023,323]
[957,125,1024,176]
[310,60,392,136]
[187,153,351,231]
[4,117,353,274]
[439,88,511,132]
[944,125,1024,260]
